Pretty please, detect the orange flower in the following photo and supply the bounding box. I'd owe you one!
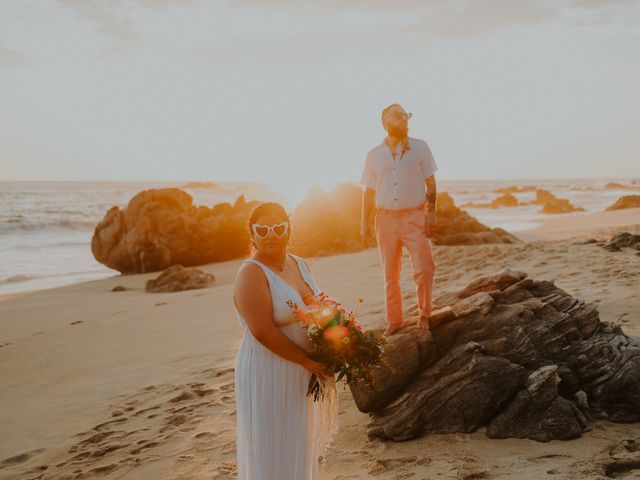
[323,325,350,347]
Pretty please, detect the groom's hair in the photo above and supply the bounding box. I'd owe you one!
[381,103,405,126]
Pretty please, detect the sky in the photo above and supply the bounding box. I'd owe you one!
[1,0,638,203]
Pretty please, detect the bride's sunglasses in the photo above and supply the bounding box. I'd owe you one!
[252,221,289,239]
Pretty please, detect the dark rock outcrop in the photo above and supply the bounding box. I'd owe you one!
[602,232,640,252]
[486,365,591,441]
[351,269,640,442]
[145,265,214,293]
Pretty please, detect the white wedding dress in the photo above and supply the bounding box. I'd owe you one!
[234,253,339,480]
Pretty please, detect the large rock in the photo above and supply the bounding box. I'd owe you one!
[92,188,261,273]
[534,189,584,214]
[92,186,522,272]
[606,182,640,190]
[461,192,520,209]
[486,365,591,441]
[290,183,369,257]
[145,265,214,293]
[605,195,640,211]
[433,193,520,245]
[490,192,519,208]
[350,327,437,413]
[602,232,640,252]
[353,269,640,442]
[290,186,521,257]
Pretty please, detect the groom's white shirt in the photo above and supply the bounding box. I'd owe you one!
[360,136,438,210]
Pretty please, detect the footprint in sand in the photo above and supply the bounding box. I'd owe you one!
[0,448,46,467]
[194,431,218,441]
[527,453,572,462]
[132,405,160,417]
[70,320,83,325]
[16,366,239,479]
[367,456,431,476]
[457,471,493,480]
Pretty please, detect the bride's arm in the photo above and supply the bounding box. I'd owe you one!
[233,263,326,374]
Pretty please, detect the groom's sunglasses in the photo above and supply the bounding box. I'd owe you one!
[252,221,289,239]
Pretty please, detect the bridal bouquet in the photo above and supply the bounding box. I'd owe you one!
[286,293,386,401]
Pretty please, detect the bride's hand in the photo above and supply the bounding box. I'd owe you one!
[303,357,332,380]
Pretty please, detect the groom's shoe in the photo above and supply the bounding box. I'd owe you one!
[382,323,405,337]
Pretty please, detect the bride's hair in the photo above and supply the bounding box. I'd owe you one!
[247,202,291,254]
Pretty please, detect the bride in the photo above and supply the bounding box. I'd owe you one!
[233,202,339,480]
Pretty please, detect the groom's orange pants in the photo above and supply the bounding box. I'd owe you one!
[374,205,437,327]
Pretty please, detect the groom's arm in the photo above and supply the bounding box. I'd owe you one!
[425,175,436,212]
[361,187,376,224]
[424,175,437,237]
[360,187,376,242]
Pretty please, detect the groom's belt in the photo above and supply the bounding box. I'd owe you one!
[376,203,425,216]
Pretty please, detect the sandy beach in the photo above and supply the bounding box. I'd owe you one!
[1,208,639,480]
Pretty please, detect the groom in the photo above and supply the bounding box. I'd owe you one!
[360,103,438,337]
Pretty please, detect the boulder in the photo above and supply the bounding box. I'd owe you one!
[606,182,640,190]
[605,195,640,211]
[92,186,522,272]
[602,232,640,252]
[490,193,519,208]
[92,188,261,273]
[353,269,640,442]
[433,193,520,245]
[290,183,368,257]
[290,186,522,256]
[145,265,214,293]
[534,189,584,214]
[486,365,591,441]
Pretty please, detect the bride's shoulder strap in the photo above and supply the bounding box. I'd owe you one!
[244,258,272,278]
[290,253,308,272]
[291,254,320,292]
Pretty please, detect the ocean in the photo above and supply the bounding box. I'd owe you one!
[0,178,636,296]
